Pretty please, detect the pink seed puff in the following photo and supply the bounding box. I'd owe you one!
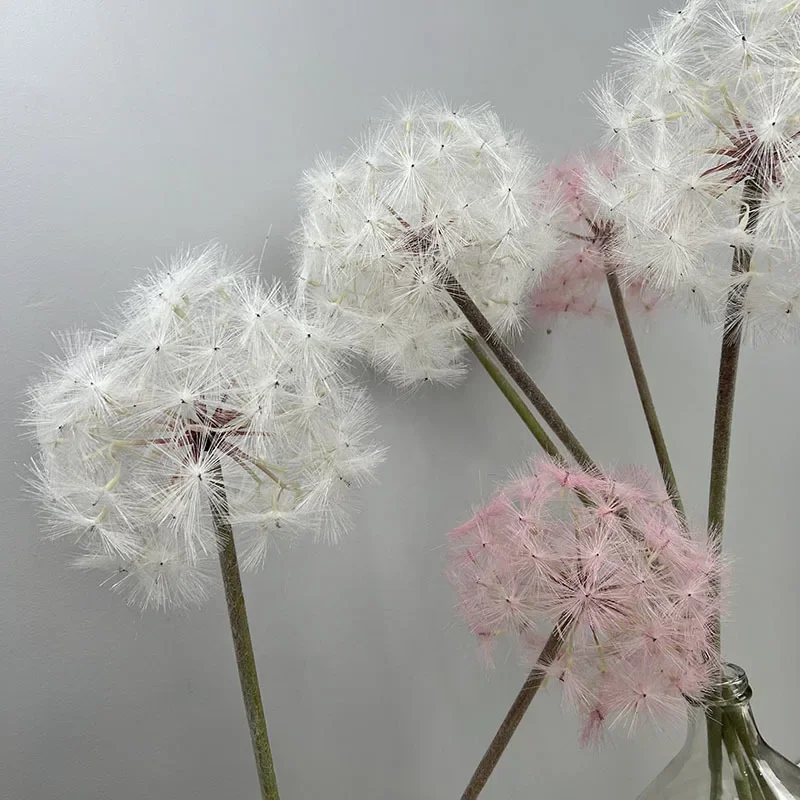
[532,152,660,324]
[445,456,725,745]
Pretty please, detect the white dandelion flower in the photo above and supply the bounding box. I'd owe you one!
[594,0,800,338]
[294,94,562,386]
[25,244,384,609]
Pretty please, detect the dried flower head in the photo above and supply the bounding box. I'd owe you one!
[295,94,562,386]
[593,0,800,338]
[446,457,723,744]
[532,153,660,323]
[26,246,384,609]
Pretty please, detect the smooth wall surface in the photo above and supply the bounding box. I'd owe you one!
[2,2,798,799]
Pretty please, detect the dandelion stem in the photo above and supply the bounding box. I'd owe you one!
[460,619,571,800]
[467,330,612,498]
[250,458,291,489]
[209,459,281,800]
[722,716,754,800]
[708,175,765,638]
[606,270,686,523]
[463,335,563,461]
[458,331,614,799]
[708,706,725,800]
[705,174,765,800]
[721,689,772,798]
[440,268,596,472]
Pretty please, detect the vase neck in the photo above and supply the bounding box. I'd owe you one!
[686,699,760,744]
[685,663,761,749]
[708,662,752,707]
[638,664,800,799]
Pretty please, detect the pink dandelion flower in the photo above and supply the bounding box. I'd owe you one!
[446,456,723,744]
[533,153,661,324]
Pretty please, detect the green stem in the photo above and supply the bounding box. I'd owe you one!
[606,270,686,523]
[707,175,765,605]
[708,706,725,800]
[463,335,563,461]
[209,460,281,800]
[460,618,570,800]
[458,338,577,798]
[722,716,755,800]
[725,707,772,798]
[706,175,766,800]
[440,268,597,472]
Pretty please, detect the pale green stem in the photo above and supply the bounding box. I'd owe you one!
[722,717,755,800]
[708,706,725,800]
[463,335,563,461]
[707,173,765,620]
[209,460,281,800]
[606,270,686,523]
[459,618,571,800]
[440,267,597,472]
[724,704,772,798]
[706,174,766,800]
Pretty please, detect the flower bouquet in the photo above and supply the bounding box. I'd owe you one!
[23,0,800,797]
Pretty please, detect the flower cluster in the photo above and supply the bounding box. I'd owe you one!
[532,154,660,323]
[593,0,800,338]
[295,95,562,387]
[27,246,383,609]
[446,457,722,744]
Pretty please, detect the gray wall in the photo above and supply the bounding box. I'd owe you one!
[2,2,798,799]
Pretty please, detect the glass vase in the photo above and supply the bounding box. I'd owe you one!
[637,663,800,799]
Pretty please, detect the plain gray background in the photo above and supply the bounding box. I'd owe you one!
[2,1,798,798]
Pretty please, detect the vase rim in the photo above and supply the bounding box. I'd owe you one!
[708,662,751,706]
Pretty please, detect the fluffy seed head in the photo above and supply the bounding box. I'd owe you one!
[446,457,724,744]
[295,94,562,386]
[593,0,800,339]
[532,153,661,323]
[26,245,384,609]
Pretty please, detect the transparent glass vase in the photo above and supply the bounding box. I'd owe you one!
[637,664,800,799]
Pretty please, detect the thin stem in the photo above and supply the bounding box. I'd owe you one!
[725,706,772,799]
[460,328,622,798]
[705,174,765,800]
[722,716,755,800]
[708,706,725,800]
[460,619,570,800]
[463,335,562,461]
[606,270,686,523]
[439,268,597,472]
[707,302,746,547]
[707,175,765,645]
[209,460,281,800]
[707,176,764,583]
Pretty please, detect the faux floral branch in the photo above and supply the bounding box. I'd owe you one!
[22,0,800,798]
[294,0,800,793]
[26,248,383,799]
[446,458,720,744]
[294,93,719,797]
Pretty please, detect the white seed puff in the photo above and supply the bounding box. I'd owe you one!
[592,0,800,339]
[26,245,384,609]
[295,95,563,386]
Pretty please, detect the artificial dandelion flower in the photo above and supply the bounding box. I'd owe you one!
[447,457,722,744]
[27,245,383,609]
[593,0,800,338]
[295,94,562,386]
[532,153,660,323]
